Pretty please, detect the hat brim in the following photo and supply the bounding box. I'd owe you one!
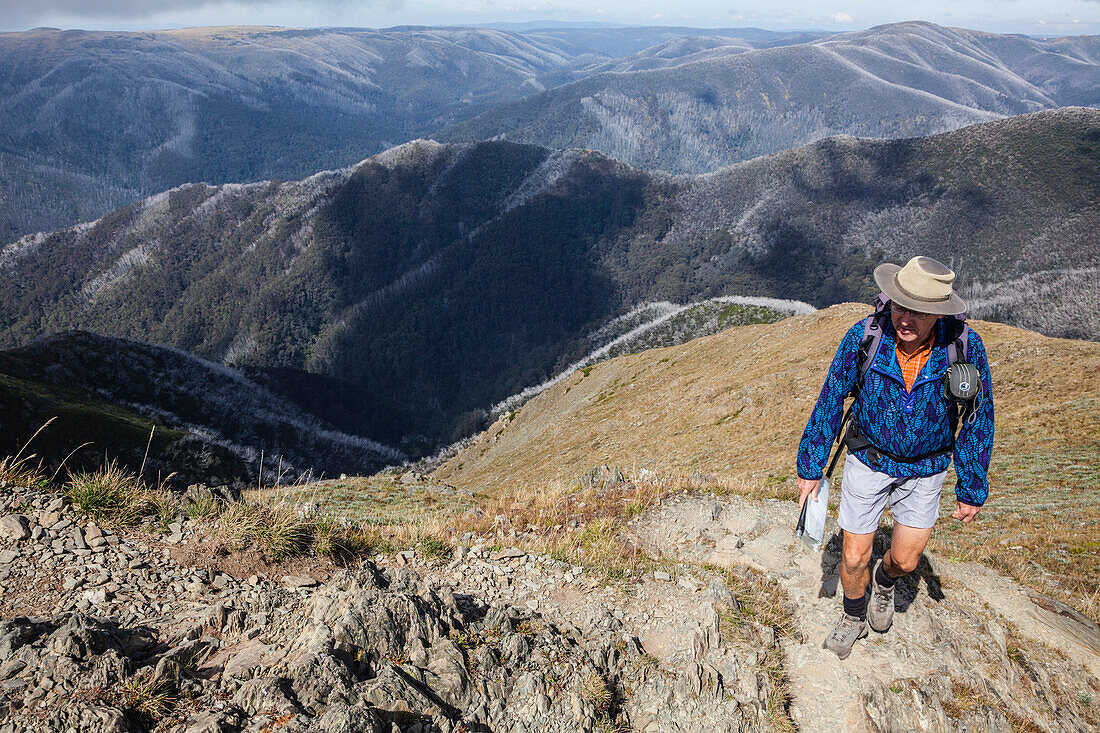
[874,263,967,316]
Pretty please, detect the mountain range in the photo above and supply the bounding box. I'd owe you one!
[439,21,1100,173]
[1,21,1096,241]
[2,108,1096,456]
[0,23,812,242]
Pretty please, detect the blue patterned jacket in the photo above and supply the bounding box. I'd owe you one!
[796,316,995,506]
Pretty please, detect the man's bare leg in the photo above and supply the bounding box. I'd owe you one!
[825,530,875,658]
[882,523,933,577]
[867,523,935,632]
[842,523,933,597]
[840,530,875,599]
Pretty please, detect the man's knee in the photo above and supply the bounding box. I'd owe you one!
[887,525,934,575]
[887,551,921,575]
[842,541,873,574]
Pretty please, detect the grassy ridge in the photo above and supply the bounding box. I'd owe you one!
[434,304,1100,617]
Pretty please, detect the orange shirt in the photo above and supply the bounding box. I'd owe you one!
[897,338,933,392]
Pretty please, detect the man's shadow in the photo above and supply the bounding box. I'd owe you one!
[817,524,944,612]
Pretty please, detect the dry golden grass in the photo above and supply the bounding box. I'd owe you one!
[429,304,1100,620]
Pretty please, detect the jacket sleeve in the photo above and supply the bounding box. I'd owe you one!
[797,323,863,480]
[952,329,995,506]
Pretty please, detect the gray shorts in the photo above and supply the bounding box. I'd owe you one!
[837,454,947,534]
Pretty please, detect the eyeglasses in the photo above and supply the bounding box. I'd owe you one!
[890,304,936,321]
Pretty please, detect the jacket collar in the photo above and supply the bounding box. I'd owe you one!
[874,317,950,380]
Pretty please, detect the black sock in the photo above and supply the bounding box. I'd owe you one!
[876,561,901,588]
[843,592,868,620]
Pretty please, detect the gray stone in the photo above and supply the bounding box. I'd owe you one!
[282,575,318,589]
[222,641,276,679]
[314,703,385,733]
[492,547,527,561]
[181,710,243,733]
[0,516,30,542]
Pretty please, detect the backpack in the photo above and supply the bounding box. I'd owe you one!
[823,293,981,478]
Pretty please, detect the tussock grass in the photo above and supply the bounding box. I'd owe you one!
[706,562,798,732]
[217,496,386,562]
[578,672,611,717]
[150,491,179,533]
[118,677,175,720]
[64,460,185,530]
[261,504,311,559]
[0,418,56,489]
[272,469,750,580]
[710,564,800,642]
[0,453,49,490]
[66,460,143,521]
[942,679,1042,732]
[184,493,220,522]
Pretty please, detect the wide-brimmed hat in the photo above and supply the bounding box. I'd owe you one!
[873,256,967,316]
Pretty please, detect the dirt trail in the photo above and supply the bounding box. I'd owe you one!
[627,494,1100,731]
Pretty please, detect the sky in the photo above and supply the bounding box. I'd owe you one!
[0,0,1097,36]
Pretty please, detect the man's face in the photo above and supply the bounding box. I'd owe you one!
[890,304,940,347]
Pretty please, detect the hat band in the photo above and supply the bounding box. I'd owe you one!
[893,273,949,303]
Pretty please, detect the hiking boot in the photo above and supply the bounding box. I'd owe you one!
[868,559,895,633]
[823,611,868,660]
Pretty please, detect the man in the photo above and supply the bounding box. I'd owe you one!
[796,256,994,659]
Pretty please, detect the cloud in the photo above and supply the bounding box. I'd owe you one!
[831,12,854,23]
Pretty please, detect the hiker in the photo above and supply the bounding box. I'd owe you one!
[796,256,994,659]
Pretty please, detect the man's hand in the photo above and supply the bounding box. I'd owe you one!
[952,501,981,523]
[797,477,820,510]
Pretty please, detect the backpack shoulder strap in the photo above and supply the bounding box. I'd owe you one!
[857,307,889,389]
[945,318,970,366]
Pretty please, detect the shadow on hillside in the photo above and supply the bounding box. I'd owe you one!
[817,526,945,613]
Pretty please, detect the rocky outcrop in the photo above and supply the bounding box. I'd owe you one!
[0,481,1096,731]
[628,494,1100,732]
[0,485,775,732]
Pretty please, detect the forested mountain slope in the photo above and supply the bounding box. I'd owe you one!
[1,109,1096,454]
[0,331,404,480]
[2,22,1095,242]
[0,25,586,242]
[440,21,1100,172]
[0,23,820,242]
